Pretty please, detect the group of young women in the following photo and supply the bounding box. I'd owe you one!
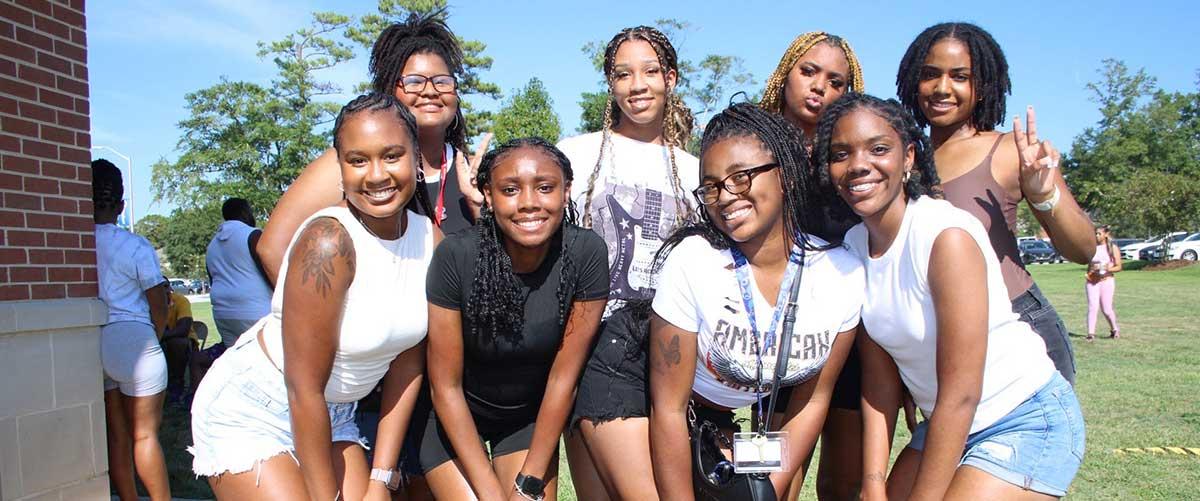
[184,13,1091,501]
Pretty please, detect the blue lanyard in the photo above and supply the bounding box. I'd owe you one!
[729,245,803,426]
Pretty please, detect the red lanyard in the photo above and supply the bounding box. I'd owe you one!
[433,145,451,226]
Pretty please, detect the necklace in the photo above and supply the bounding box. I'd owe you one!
[348,206,403,264]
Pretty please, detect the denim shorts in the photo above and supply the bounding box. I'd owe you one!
[188,338,365,477]
[907,372,1085,496]
[1012,283,1076,385]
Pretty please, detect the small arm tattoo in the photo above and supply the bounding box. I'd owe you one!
[297,218,354,297]
[865,471,887,483]
[659,334,681,368]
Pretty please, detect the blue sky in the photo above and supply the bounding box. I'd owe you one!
[88,0,1200,220]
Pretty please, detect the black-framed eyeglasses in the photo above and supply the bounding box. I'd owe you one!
[398,74,457,94]
[692,163,779,206]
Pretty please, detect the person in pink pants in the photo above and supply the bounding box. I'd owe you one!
[1086,226,1122,340]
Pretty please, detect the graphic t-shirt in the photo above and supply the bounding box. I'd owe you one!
[652,235,865,409]
[426,224,610,420]
[557,132,700,316]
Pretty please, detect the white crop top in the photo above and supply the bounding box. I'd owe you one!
[255,206,434,403]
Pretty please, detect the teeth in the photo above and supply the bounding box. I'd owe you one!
[849,182,877,193]
[517,220,544,229]
[722,207,750,221]
[365,188,396,200]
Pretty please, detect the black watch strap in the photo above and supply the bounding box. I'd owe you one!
[515,472,546,498]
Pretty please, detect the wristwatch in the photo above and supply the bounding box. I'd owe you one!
[514,473,546,500]
[369,467,401,491]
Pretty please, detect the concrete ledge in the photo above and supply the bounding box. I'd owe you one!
[0,299,107,337]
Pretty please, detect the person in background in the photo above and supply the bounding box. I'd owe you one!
[1085,225,1122,341]
[93,158,172,501]
[159,285,198,404]
[206,197,272,349]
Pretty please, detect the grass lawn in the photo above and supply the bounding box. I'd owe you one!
[158,263,1199,499]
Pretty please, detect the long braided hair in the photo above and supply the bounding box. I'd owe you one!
[580,26,695,229]
[760,32,865,114]
[369,9,468,153]
[812,93,942,223]
[468,138,581,342]
[331,92,434,219]
[896,22,1011,131]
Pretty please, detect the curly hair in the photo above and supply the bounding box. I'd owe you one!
[654,103,838,270]
[91,158,123,213]
[468,137,581,342]
[896,22,1011,131]
[331,92,434,220]
[369,9,468,152]
[812,93,942,222]
[760,32,865,114]
[580,26,695,229]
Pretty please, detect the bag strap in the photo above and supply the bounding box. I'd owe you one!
[760,250,805,434]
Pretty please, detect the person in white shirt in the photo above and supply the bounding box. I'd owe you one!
[205,197,272,348]
[92,159,172,501]
[553,25,701,500]
[815,93,1084,500]
[189,94,437,500]
[648,103,863,500]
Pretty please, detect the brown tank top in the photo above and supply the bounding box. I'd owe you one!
[940,136,1033,300]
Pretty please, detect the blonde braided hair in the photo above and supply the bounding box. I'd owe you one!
[759,32,865,114]
[581,26,695,229]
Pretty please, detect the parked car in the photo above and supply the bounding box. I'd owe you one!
[1111,238,1142,250]
[187,278,209,294]
[1121,232,1188,260]
[1166,232,1200,261]
[1043,241,1066,263]
[1140,232,1191,261]
[168,279,190,295]
[1019,239,1058,265]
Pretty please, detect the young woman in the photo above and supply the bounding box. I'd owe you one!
[189,93,434,501]
[1085,225,1122,341]
[896,22,1095,385]
[555,25,700,500]
[259,11,484,285]
[93,159,172,501]
[649,103,864,500]
[760,31,866,501]
[419,138,608,500]
[816,93,1085,500]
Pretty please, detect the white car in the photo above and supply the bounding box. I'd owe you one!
[1166,233,1200,261]
[1121,232,1188,260]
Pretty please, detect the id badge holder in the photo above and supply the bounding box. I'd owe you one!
[732,431,788,473]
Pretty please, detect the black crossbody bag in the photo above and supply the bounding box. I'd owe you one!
[689,253,805,501]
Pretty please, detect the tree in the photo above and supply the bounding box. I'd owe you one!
[492,78,561,144]
[133,214,170,251]
[344,0,501,141]
[157,204,224,278]
[150,13,353,217]
[1065,59,1200,235]
[574,19,756,135]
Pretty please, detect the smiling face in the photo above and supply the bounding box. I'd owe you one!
[917,38,976,129]
[337,110,418,223]
[394,52,459,136]
[483,148,570,252]
[827,109,914,226]
[782,42,851,130]
[700,135,785,245]
[609,39,677,128]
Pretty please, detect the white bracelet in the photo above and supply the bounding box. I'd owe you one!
[1031,186,1061,212]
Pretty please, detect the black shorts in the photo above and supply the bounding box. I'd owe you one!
[572,306,652,426]
[769,341,860,412]
[412,391,539,473]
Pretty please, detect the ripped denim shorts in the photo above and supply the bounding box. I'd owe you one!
[188,337,365,478]
[907,372,1085,497]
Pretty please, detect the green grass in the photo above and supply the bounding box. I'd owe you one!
[160,264,1200,499]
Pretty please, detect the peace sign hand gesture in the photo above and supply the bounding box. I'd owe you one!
[1012,105,1061,204]
[455,132,492,208]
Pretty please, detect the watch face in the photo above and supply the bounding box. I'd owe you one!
[385,471,401,490]
[517,473,546,494]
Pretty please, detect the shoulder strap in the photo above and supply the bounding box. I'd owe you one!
[761,250,805,432]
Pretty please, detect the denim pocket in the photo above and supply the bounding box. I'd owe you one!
[1049,381,1086,460]
[235,377,290,416]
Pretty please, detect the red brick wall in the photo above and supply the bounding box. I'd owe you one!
[0,0,94,301]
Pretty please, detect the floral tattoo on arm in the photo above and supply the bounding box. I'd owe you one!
[297,217,355,298]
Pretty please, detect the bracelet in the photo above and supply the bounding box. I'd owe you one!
[514,478,545,501]
[1031,186,1061,212]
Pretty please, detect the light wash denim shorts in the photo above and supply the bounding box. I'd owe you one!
[908,372,1085,496]
[188,337,365,477]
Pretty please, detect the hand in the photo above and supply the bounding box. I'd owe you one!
[363,480,392,501]
[902,390,919,432]
[455,132,492,206]
[1012,106,1061,204]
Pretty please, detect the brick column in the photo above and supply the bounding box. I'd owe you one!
[0,1,108,500]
